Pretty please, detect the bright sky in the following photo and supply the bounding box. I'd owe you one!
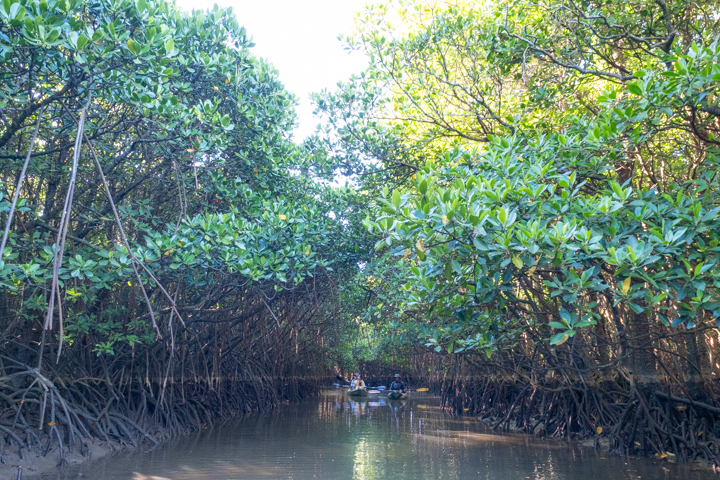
[174,0,370,140]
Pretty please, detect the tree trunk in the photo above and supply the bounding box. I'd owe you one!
[628,309,660,398]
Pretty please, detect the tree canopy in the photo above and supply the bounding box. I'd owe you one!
[4,0,720,467]
[311,0,720,362]
[0,0,365,452]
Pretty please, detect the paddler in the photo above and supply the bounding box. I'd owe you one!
[390,374,407,393]
[350,373,366,390]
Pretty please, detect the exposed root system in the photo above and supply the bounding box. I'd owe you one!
[0,287,332,471]
[434,354,720,469]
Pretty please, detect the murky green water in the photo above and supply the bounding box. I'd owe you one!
[46,390,714,480]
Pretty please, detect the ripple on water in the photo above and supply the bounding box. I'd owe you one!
[45,391,716,480]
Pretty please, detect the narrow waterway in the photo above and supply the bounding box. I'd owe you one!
[46,390,713,480]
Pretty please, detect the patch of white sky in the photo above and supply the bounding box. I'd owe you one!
[174,0,370,142]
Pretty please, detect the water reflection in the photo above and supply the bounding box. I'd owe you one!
[44,390,715,480]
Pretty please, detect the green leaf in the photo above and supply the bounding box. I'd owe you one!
[451,259,461,273]
[511,255,523,269]
[628,303,644,314]
[627,83,643,96]
[68,31,79,48]
[418,179,428,195]
[10,3,24,20]
[444,262,453,280]
[76,34,89,50]
[550,332,570,346]
[164,37,174,54]
[574,320,596,328]
[391,189,401,208]
[694,262,703,278]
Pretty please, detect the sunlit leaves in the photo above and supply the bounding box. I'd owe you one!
[364,125,720,352]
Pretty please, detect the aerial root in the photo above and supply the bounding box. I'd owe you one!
[439,374,720,468]
[0,364,321,464]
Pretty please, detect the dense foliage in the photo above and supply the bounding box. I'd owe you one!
[317,0,720,368]
[311,0,720,463]
[0,0,358,354]
[0,0,364,457]
[4,0,720,468]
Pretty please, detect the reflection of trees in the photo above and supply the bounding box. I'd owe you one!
[76,394,673,479]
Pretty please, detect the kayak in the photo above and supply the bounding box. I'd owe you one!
[348,388,369,397]
[387,391,408,400]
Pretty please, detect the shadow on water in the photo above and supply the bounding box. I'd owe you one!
[44,390,717,479]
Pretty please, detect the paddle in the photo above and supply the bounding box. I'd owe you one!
[358,387,429,394]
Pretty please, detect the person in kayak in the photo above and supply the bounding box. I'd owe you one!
[390,374,407,393]
[350,373,366,390]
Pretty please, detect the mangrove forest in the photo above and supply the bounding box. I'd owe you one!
[3,0,720,476]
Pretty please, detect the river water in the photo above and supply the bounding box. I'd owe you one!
[47,390,714,480]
